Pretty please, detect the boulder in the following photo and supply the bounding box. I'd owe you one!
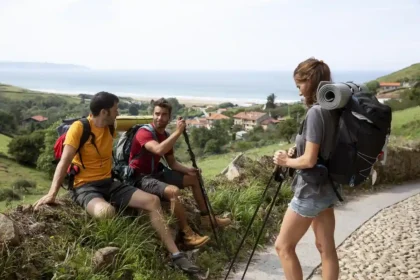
[92,246,120,272]
[0,213,20,246]
[29,222,46,235]
[226,163,241,181]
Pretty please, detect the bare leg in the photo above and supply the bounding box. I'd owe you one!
[128,189,179,254]
[86,197,116,219]
[183,174,207,213]
[163,185,189,230]
[275,207,313,280]
[312,207,339,280]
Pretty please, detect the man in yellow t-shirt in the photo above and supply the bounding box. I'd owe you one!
[34,92,200,274]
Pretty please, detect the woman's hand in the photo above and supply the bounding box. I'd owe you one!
[273,150,289,167]
[287,146,296,158]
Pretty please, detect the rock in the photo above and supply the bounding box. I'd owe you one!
[29,222,46,234]
[92,247,120,272]
[0,213,20,246]
[22,204,33,214]
[225,163,241,181]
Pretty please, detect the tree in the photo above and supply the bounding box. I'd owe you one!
[366,80,380,93]
[128,104,139,115]
[277,119,298,144]
[166,98,184,118]
[265,93,276,110]
[204,139,220,154]
[0,110,17,135]
[232,124,243,133]
[218,102,234,109]
[289,104,305,122]
[37,121,61,178]
[8,130,45,165]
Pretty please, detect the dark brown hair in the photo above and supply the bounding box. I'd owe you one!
[153,98,172,115]
[90,91,119,116]
[293,57,331,106]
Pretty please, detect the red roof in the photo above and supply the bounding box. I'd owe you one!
[233,111,267,121]
[379,82,401,87]
[207,113,230,120]
[30,115,48,122]
[186,118,208,126]
[260,118,281,125]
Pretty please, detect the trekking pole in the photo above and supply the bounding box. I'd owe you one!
[240,167,287,280]
[182,128,221,249]
[224,167,278,280]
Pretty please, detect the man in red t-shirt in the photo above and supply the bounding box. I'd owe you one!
[129,98,232,248]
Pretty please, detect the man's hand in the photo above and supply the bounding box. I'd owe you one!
[186,167,200,177]
[175,117,186,134]
[273,150,289,167]
[33,193,57,211]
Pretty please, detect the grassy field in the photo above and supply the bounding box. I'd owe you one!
[0,133,11,156]
[390,106,420,139]
[376,63,420,82]
[0,83,80,103]
[198,142,293,179]
[0,157,53,210]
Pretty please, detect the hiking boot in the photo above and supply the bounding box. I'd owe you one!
[201,214,231,229]
[171,252,200,274]
[182,226,210,248]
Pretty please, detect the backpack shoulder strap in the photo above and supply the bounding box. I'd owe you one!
[108,125,115,138]
[140,124,158,141]
[78,118,92,169]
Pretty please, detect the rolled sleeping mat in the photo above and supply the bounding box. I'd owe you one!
[316,83,353,110]
[115,115,153,131]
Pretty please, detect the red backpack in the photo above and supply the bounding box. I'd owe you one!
[53,117,114,189]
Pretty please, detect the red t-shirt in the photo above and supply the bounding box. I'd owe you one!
[129,124,173,175]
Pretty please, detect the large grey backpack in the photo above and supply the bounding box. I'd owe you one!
[113,124,168,181]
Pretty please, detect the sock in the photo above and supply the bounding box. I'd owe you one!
[172,252,181,258]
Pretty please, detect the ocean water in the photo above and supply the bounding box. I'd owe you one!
[0,69,387,104]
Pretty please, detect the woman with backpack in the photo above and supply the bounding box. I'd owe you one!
[273,58,340,280]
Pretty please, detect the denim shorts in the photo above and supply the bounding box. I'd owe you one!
[289,195,336,218]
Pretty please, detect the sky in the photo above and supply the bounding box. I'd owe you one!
[0,0,419,71]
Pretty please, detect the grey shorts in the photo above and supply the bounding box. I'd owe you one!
[134,169,185,201]
[289,195,337,218]
[70,178,137,209]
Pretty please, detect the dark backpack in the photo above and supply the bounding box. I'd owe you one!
[113,124,169,182]
[53,117,115,189]
[319,82,392,189]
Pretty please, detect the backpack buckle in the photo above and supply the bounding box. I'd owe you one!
[67,164,80,176]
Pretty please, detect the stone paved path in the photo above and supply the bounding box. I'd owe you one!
[308,193,420,280]
[226,180,420,280]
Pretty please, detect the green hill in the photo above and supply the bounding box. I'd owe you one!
[391,106,420,139]
[376,63,420,83]
[0,133,11,156]
[0,83,80,103]
[0,157,52,209]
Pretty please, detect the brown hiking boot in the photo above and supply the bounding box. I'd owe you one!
[182,226,210,248]
[201,214,232,229]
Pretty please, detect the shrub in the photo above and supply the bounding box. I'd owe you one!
[37,120,61,178]
[11,179,36,193]
[8,130,45,165]
[0,188,21,202]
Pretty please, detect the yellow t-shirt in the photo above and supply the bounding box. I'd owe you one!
[63,117,115,188]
